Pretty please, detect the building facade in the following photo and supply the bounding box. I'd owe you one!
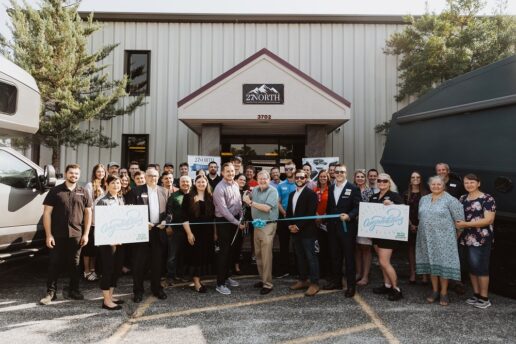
[42,14,411,180]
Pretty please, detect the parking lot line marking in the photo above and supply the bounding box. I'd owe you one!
[353,293,400,344]
[132,290,340,323]
[278,322,378,344]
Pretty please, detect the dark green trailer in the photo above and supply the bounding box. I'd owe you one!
[381,55,516,298]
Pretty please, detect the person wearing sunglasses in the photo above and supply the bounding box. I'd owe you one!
[324,164,361,298]
[287,169,320,296]
[370,173,404,301]
[275,161,298,278]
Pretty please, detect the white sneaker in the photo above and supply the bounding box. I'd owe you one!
[216,285,231,295]
[474,299,492,309]
[466,296,479,305]
[226,278,240,287]
[39,291,56,305]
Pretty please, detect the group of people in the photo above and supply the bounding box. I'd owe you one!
[39,158,496,311]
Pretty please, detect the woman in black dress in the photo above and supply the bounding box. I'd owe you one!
[182,175,215,293]
[370,173,404,301]
[403,171,428,284]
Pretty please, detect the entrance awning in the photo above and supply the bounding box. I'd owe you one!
[177,48,351,135]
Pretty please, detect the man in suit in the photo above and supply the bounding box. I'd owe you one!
[287,169,320,297]
[324,164,361,297]
[126,168,170,302]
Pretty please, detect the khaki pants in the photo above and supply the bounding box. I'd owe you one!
[254,222,277,289]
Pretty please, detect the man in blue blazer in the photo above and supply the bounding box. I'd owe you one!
[324,164,361,297]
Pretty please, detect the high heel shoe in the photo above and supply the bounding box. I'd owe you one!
[102,302,122,311]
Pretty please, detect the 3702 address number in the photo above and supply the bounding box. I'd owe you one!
[257,114,272,120]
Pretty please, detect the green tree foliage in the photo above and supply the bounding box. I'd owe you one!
[0,0,145,167]
[385,0,516,102]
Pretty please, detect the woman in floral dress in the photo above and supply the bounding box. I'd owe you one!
[416,176,464,306]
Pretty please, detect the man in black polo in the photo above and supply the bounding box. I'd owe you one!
[207,161,222,191]
[40,164,92,305]
[435,162,465,199]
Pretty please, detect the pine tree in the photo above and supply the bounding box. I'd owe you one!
[385,0,516,102]
[0,0,145,168]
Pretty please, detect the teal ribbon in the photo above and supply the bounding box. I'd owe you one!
[168,213,349,233]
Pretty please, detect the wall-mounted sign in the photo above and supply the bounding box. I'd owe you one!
[243,84,284,104]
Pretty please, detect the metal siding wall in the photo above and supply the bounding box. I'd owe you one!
[69,21,403,181]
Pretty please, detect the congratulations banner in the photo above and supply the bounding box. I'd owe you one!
[95,205,149,245]
[358,202,409,241]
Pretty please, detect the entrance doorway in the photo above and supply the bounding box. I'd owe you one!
[220,136,305,172]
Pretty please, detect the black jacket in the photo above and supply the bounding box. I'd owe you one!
[126,184,170,224]
[286,187,318,238]
[326,182,361,233]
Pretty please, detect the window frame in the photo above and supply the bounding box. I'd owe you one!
[124,50,151,96]
[0,79,18,115]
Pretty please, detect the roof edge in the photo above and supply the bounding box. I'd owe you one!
[177,48,351,108]
[78,12,409,24]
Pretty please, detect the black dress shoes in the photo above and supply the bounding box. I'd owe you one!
[153,290,167,300]
[345,288,356,298]
[260,287,272,295]
[322,282,343,290]
[254,282,264,288]
[102,303,122,311]
[113,299,125,305]
[133,293,143,303]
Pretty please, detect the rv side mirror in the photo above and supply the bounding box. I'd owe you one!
[43,165,56,188]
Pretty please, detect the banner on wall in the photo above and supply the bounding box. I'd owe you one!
[302,157,339,180]
[357,202,409,241]
[187,155,221,179]
[95,205,149,245]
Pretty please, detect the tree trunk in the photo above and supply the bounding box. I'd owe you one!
[51,146,61,174]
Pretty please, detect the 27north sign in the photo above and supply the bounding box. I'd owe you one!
[243,84,284,104]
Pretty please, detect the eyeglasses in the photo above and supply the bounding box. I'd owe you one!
[147,175,159,178]
[377,179,389,183]
[295,176,306,180]
[335,170,346,174]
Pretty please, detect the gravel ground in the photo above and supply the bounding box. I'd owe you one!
[0,254,515,344]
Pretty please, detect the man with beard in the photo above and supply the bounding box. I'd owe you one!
[213,162,244,295]
[287,169,320,296]
[324,164,361,298]
[165,175,192,285]
[275,161,297,278]
[207,161,222,191]
[40,164,93,305]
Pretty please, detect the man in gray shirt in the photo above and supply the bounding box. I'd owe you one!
[243,170,278,295]
[213,162,244,295]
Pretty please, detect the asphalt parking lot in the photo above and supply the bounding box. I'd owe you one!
[0,255,515,344]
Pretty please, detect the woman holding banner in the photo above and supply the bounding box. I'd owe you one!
[182,175,215,293]
[370,173,404,301]
[96,175,125,311]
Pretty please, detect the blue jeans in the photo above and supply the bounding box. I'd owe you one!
[292,235,319,284]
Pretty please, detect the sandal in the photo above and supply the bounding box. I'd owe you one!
[426,291,440,303]
[357,279,369,286]
[439,294,449,306]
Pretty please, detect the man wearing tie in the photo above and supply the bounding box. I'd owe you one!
[324,164,361,297]
[287,169,320,297]
[126,168,170,302]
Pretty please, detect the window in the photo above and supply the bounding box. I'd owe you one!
[122,134,149,170]
[124,51,150,96]
[0,150,38,188]
[0,81,17,115]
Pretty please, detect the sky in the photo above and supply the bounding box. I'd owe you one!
[1,0,515,39]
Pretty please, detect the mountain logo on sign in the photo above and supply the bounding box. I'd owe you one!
[248,84,279,95]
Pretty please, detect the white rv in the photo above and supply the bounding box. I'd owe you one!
[0,56,55,262]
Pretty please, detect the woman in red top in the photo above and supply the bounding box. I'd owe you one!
[314,170,330,278]
[245,165,258,189]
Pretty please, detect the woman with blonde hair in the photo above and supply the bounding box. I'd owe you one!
[353,169,374,286]
[370,173,404,301]
[83,163,107,282]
